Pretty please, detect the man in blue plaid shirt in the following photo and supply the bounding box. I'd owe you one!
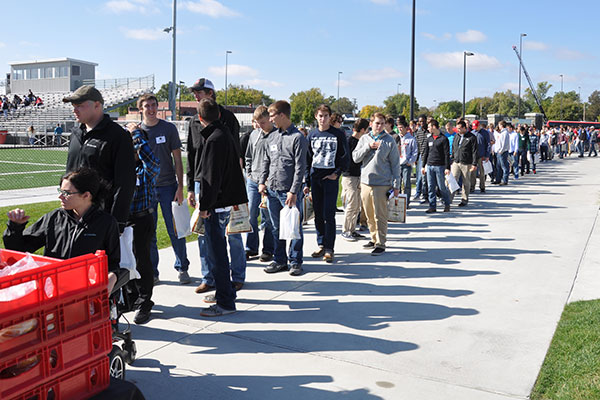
[126,123,160,324]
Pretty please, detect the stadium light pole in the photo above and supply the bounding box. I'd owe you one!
[178,80,184,120]
[517,33,527,119]
[560,74,564,120]
[397,83,401,95]
[462,51,474,118]
[579,86,582,121]
[337,71,343,112]
[163,0,177,121]
[225,50,232,106]
[409,0,416,120]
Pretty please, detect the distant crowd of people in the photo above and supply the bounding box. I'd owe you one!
[1,89,44,118]
[4,80,598,324]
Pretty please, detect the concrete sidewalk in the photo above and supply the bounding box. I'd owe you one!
[0,186,58,208]
[118,156,598,399]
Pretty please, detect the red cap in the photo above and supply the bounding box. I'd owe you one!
[472,120,480,129]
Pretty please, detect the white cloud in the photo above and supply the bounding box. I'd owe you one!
[105,0,159,14]
[0,42,5,48]
[370,0,395,5]
[122,28,166,41]
[243,79,283,88]
[554,48,589,60]
[182,0,240,18]
[456,30,487,43]
[523,41,548,51]
[423,52,501,71]
[208,64,258,78]
[499,82,519,92]
[338,79,352,88]
[353,67,403,82]
[422,32,451,41]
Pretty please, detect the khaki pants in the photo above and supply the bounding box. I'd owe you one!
[451,162,472,203]
[470,158,485,191]
[360,184,389,248]
[342,176,361,233]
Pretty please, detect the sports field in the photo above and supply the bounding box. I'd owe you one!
[0,147,68,190]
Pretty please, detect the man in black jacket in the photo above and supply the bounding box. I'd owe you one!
[421,120,451,213]
[451,120,478,207]
[63,85,135,233]
[193,98,248,317]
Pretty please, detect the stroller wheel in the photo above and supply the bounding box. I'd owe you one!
[123,340,137,365]
[109,345,126,380]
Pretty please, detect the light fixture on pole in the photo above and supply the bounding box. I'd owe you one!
[397,83,401,95]
[164,0,177,121]
[517,33,527,119]
[462,51,474,118]
[560,74,564,120]
[225,50,232,106]
[337,71,343,112]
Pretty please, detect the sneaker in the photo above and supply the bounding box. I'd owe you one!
[480,189,485,193]
[289,264,303,276]
[203,294,216,304]
[341,232,357,242]
[195,282,215,294]
[425,208,436,214]
[443,205,451,212]
[264,261,288,274]
[178,271,191,284]
[233,282,244,291]
[259,253,273,262]
[200,304,236,317]
[499,182,508,186]
[458,201,468,207]
[419,198,427,204]
[245,250,258,260]
[311,247,325,258]
[371,247,385,256]
[363,241,375,249]
[153,276,160,285]
[134,309,151,324]
[351,231,366,239]
[323,251,334,263]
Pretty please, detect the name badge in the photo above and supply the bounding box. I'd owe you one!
[156,136,166,144]
[428,142,433,147]
[136,177,141,186]
[270,144,277,152]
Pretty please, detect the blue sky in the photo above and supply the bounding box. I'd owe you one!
[2,0,598,109]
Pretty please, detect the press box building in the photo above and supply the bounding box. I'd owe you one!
[8,58,97,94]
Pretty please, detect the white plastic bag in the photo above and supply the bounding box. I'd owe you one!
[387,194,407,223]
[0,253,49,302]
[482,160,493,175]
[445,173,460,193]
[279,206,301,240]
[172,201,191,239]
[119,226,141,280]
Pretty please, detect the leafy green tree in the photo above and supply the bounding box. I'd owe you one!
[289,88,326,125]
[434,100,462,123]
[586,90,600,122]
[546,91,583,121]
[466,96,495,118]
[358,105,384,119]
[382,94,418,120]
[490,90,519,116]
[328,97,355,114]
[156,82,195,102]
[524,81,553,114]
[215,84,273,106]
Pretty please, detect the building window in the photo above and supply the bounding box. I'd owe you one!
[12,69,23,80]
[44,67,53,79]
[71,65,80,76]
[28,68,39,80]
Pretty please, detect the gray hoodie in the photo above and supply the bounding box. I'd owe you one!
[352,132,401,189]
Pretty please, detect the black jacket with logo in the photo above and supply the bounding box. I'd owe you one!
[3,205,120,273]
[452,132,479,166]
[66,114,135,232]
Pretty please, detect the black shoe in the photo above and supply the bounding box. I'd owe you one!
[499,182,508,186]
[443,205,450,212]
[480,189,485,193]
[351,231,366,239]
[363,241,375,249]
[264,262,288,274]
[245,250,258,260]
[134,308,151,325]
[425,208,436,214]
[371,247,385,256]
[458,201,468,207]
[259,252,273,262]
[311,247,326,258]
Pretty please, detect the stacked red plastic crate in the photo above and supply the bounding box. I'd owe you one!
[0,249,111,400]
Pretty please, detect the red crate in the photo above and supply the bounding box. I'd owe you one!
[0,288,109,364]
[11,355,110,400]
[0,321,112,400]
[0,250,108,320]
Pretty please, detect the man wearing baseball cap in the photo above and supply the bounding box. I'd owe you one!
[64,85,136,233]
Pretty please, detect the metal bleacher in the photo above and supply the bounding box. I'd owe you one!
[0,75,154,144]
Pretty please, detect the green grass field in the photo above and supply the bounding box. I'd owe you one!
[0,148,68,190]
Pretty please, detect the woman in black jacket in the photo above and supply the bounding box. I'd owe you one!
[3,168,121,292]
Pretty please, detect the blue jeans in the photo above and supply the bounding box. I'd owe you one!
[589,142,597,156]
[194,182,246,285]
[311,176,339,251]
[203,210,236,311]
[150,183,189,277]
[267,189,304,266]
[513,152,520,178]
[425,165,451,209]
[245,179,274,255]
[500,151,510,184]
[414,157,423,197]
[400,165,412,204]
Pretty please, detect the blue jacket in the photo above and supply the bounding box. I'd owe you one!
[473,128,491,159]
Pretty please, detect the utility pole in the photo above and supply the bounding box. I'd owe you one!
[225,50,232,105]
[517,33,527,119]
[409,0,416,120]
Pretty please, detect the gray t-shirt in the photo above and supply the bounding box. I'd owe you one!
[141,119,182,187]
